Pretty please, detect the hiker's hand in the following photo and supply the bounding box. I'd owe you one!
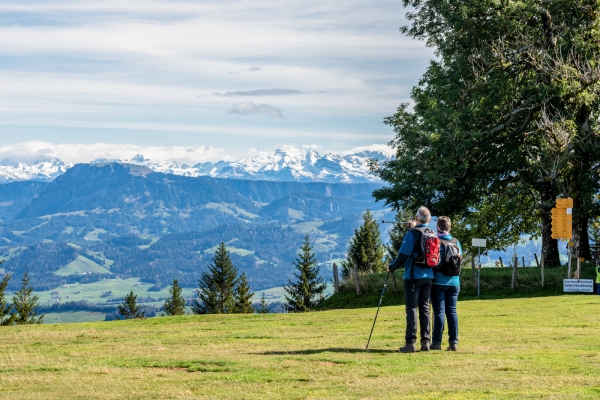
[404,220,416,229]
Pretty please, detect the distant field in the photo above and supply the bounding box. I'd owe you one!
[54,255,111,276]
[0,295,598,399]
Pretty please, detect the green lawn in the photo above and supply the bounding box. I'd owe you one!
[1,295,598,399]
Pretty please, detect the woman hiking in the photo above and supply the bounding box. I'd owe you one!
[431,216,461,351]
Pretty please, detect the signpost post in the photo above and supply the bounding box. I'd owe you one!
[472,238,486,297]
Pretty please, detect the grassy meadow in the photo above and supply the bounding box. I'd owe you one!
[0,295,599,399]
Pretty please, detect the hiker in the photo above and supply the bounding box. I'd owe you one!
[596,264,600,295]
[431,216,462,351]
[388,206,438,353]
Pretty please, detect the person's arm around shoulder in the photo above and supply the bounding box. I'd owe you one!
[388,228,416,272]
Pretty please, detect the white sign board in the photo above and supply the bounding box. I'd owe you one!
[563,279,594,293]
[472,238,487,247]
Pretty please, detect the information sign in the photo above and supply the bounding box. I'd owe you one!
[563,279,594,293]
[472,238,486,247]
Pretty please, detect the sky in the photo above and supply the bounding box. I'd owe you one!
[0,0,433,162]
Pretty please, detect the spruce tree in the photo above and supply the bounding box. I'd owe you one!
[118,290,144,319]
[192,242,238,314]
[341,210,387,278]
[233,272,254,314]
[163,279,186,316]
[256,293,270,314]
[12,271,43,325]
[284,235,326,312]
[385,210,413,261]
[0,267,15,326]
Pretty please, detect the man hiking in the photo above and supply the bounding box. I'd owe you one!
[388,206,438,353]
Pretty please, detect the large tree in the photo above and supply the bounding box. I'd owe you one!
[12,272,43,325]
[341,210,387,278]
[373,0,600,263]
[284,236,326,312]
[192,242,238,314]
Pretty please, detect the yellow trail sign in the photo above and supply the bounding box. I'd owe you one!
[551,207,572,239]
[555,198,573,208]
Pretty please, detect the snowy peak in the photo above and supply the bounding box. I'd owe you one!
[0,146,391,183]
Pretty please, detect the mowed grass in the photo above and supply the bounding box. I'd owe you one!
[1,295,599,399]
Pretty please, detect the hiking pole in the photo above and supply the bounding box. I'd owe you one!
[365,271,391,350]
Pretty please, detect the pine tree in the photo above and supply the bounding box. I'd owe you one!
[256,293,270,314]
[233,272,254,314]
[385,210,413,261]
[163,279,186,316]
[341,210,387,278]
[12,271,43,325]
[192,242,238,314]
[0,266,15,326]
[284,235,326,312]
[118,291,144,319]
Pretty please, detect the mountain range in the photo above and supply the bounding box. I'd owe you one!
[0,145,391,184]
[0,163,391,292]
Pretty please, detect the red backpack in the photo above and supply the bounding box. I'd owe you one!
[411,227,441,268]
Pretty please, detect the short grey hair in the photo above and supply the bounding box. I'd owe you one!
[416,206,431,224]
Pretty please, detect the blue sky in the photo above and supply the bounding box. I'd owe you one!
[0,0,432,161]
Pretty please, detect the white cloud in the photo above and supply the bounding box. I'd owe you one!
[0,141,394,165]
[227,102,284,119]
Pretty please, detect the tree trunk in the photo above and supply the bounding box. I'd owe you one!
[573,107,592,261]
[540,183,561,266]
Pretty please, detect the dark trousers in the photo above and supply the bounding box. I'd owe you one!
[404,279,432,344]
[431,284,459,345]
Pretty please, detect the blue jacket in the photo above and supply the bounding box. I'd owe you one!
[434,234,462,287]
[389,224,434,280]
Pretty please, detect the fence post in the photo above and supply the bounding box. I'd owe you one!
[499,257,504,268]
[511,255,518,289]
[541,255,545,288]
[354,264,360,295]
[522,256,525,268]
[333,263,339,293]
[471,257,477,291]
[534,253,540,268]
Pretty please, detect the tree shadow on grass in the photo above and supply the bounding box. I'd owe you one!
[255,348,394,355]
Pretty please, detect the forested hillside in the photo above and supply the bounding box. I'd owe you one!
[0,163,390,293]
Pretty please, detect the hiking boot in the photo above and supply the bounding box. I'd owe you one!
[420,342,430,352]
[430,342,442,351]
[398,343,416,353]
[447,343,458,351]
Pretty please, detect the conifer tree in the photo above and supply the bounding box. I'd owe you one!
[233,272,254,314]
[12,271,43,325]
[118,290,144,319]
[341,210,386,278]
[256,293,270,314]
[192,242,238,314]
[284,236,326,312]
[163,279,186,316]
[385,210,413,261]
[0,265,15,326]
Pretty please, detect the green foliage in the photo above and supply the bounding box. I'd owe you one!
[232,273,254,314]
[118,291,144,319]
[0,262,15,326]
[372,0,600,262]
[384,210,413,261]
[284,236,326,312]
[192,242,239,314]
[12,271,43,325]
[256,293,270,314]
[163,279,185,316]
[341,210,386,278]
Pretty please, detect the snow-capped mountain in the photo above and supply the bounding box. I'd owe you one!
[0,156,71,183]
[0,146,391,183]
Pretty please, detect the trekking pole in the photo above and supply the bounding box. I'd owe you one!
[365,271,391,350]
